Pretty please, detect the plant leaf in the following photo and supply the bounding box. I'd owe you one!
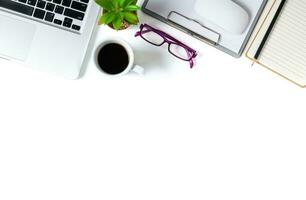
[99,11,115,25]
[122,0,137,8]
[118,0,126,7]
[111,0,119,10]
[124,5,140,12]
[95,0,113,11]
[124,12,139,24]
[112,14,123,30]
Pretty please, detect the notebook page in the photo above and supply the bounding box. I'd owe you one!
[258,0,306,86]
[246,0,278,56]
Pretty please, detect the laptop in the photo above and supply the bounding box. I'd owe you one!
[0,0,100,79]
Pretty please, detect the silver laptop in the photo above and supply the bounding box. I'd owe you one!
[0,0,100,79]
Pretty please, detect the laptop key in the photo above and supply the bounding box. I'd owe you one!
[53,0,61,4]
[63,17,72,27]
[53,19,62,25]
[36,0,46,9]
[0,0,34,16]
[33,8,46,19]
[46,2,55,11]
[18,0,27,3]
[27,0,37,6]
[71,1,87,12]
[64,17,72,23]
[62,0,71,7]
[63,22,71,28]
[55,5,64,14]
[64,8,84,20]
[72,24,80,31]
[44,12,54,22]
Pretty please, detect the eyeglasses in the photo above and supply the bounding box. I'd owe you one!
[135,24,197,68]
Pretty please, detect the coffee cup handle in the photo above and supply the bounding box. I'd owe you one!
[132,65,144,75]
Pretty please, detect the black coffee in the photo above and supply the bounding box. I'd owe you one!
[97,43,129,75]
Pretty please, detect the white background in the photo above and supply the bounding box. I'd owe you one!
[0,2,306,200]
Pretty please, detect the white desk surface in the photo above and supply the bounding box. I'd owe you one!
[0,2,306,200]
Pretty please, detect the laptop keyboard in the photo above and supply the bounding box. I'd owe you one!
[0,0,90,33]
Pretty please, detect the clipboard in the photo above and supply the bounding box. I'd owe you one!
[142,0,267,57]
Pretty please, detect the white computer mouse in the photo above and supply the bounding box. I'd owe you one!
[194,0,250,34]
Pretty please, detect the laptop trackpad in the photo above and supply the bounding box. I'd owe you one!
[0,15,36,61]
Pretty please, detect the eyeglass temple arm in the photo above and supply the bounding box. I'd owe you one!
[189,59,194,68]
[185,49,195,68]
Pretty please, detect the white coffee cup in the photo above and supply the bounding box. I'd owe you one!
[95,38,144,76]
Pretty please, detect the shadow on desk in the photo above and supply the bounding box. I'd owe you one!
[134,48,167,73]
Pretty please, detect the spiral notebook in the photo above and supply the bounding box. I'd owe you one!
[246,0,306,87]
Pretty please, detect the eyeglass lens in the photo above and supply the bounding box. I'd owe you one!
[141,27,192,61]
[141,26,165,46]
[169,43,191,61]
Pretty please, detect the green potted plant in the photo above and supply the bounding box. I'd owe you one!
[95,0,140,31]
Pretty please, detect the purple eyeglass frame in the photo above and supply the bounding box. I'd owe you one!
[135,24,197,68]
